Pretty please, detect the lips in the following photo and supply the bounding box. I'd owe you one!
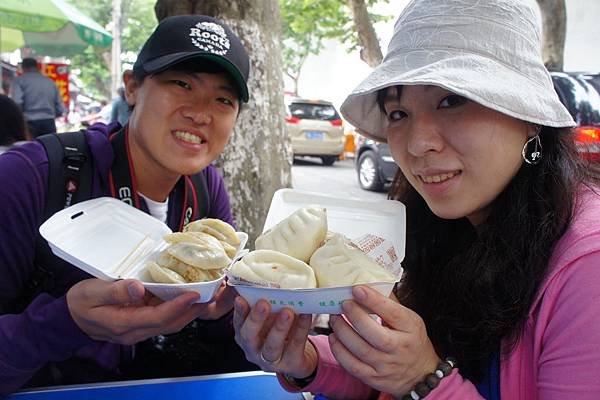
[173,130,206,145]
[418,170,461,184]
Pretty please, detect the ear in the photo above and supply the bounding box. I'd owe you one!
[527,124,541,138]
[122,70,138,106]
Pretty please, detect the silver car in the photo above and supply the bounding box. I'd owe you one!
[285,98,345,165]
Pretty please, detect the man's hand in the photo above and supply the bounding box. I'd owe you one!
[66,278,235,345]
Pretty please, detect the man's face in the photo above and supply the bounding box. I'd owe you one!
[124,68,240,179]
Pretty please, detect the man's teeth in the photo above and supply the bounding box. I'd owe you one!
[174,131,204,144]
[421,172,457,183]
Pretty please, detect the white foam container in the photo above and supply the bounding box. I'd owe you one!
[229,188,405,313]
[39,197,248,303]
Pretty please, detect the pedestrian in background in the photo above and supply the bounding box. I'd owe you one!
[110,86,131,126]
[233,0,600,399]
[0,94,31,154]
[10,58,65,137]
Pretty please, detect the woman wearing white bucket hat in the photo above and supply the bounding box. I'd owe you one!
[233,0,600,399]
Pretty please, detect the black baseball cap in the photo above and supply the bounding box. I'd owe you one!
[133,15,250,102]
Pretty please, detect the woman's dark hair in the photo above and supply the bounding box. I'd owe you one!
[0,94,30,146]
[378,87,600,381]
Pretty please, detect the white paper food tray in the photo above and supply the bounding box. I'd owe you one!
[39,197,247,303]
[230,188,405,313]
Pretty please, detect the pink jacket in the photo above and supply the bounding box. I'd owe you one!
[279,187,600,399]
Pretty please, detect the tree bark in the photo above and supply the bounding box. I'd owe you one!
[110,0,123,96]
[535,0,566,71]
[154,0,292,246]
[347,0,383,67]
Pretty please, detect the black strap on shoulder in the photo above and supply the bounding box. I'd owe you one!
[188,169,210,220]
[37,130,94,221]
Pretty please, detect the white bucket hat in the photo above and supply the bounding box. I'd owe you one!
[340,0,576,142]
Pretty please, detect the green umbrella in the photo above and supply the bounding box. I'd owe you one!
[0,0,112,56]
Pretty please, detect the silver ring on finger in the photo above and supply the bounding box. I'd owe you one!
[260,350,283,365]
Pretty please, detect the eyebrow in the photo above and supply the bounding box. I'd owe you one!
[185,71,239,98]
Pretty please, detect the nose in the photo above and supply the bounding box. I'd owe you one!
[406,114,444,157]
[181,98,212,125]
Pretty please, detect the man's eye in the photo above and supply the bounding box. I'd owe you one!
[388,109,407,121]
[439,94,467,108]
[172,80,191,89]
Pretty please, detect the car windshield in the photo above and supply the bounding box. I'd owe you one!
[552,73,600,126]
[289,102,339,121]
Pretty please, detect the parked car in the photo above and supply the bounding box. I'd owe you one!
[355,136,398,191]
[285,97,345,165]
[355,71,600,191]
[550,71,600,161]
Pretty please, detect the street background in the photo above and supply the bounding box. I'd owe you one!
[292,157,386,201]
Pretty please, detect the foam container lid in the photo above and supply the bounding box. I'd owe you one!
[230,188,406,314]
[39,197,247,303]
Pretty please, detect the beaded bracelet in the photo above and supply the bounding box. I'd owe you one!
[401,357,457,400]
[283,367,318,388]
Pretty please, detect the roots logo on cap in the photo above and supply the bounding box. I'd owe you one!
[189,22,230,56]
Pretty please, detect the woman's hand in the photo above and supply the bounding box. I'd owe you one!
[328,285,440,397]
[66,278,233,345]
[233,296,318,380]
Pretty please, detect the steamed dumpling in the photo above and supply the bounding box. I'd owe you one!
[230,250,317,289]
[157,251,222,282]
[255,206,327,263]
[183,218,240,246]
[166,242,231,270]
[309,233,395,287]
[147,261,186,284]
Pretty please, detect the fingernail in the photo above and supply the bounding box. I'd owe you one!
[353,286,367,300]
[234,297,242,311]
[342,301,353,313]
[257,303,267,316]
[127,282,142,299]
[279,312,290,322]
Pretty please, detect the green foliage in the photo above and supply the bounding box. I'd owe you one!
[65,0,157,99]
[280,0,391,91]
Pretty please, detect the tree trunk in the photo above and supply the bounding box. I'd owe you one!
[110,0,123,97]
[535,0,566,71]
[347,0,383,67]
[154,0,292,246]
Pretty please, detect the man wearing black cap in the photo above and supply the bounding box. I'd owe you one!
[0,15,254,393]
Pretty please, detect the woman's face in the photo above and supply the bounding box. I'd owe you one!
[383,85,533,225]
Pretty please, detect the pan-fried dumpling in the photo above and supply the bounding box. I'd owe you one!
[230,250,317,289]
[166,242,231,270]
[147,261,187,284]
[217,240,237,258]
[255,206,327,263]
[183,218,240,246]
[165,231,238,257]
[157,251,222,282]
[309,233,395,287]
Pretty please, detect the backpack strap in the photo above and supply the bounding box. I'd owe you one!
[4,131,94,315]
[37,130,94,221]
[188,169,210,220]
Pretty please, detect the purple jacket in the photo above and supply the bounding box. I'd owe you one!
[0,123,235,394]
[279,187,600,399]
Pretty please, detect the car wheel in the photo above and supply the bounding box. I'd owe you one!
[357,151,383,191]
[321,155,337,166]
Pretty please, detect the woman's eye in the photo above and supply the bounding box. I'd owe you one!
[218,97,234,106]
[172,80,191,89]
[388,109,407,121]
[439,94,467,108]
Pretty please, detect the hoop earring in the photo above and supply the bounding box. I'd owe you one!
[522,132,542,165]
